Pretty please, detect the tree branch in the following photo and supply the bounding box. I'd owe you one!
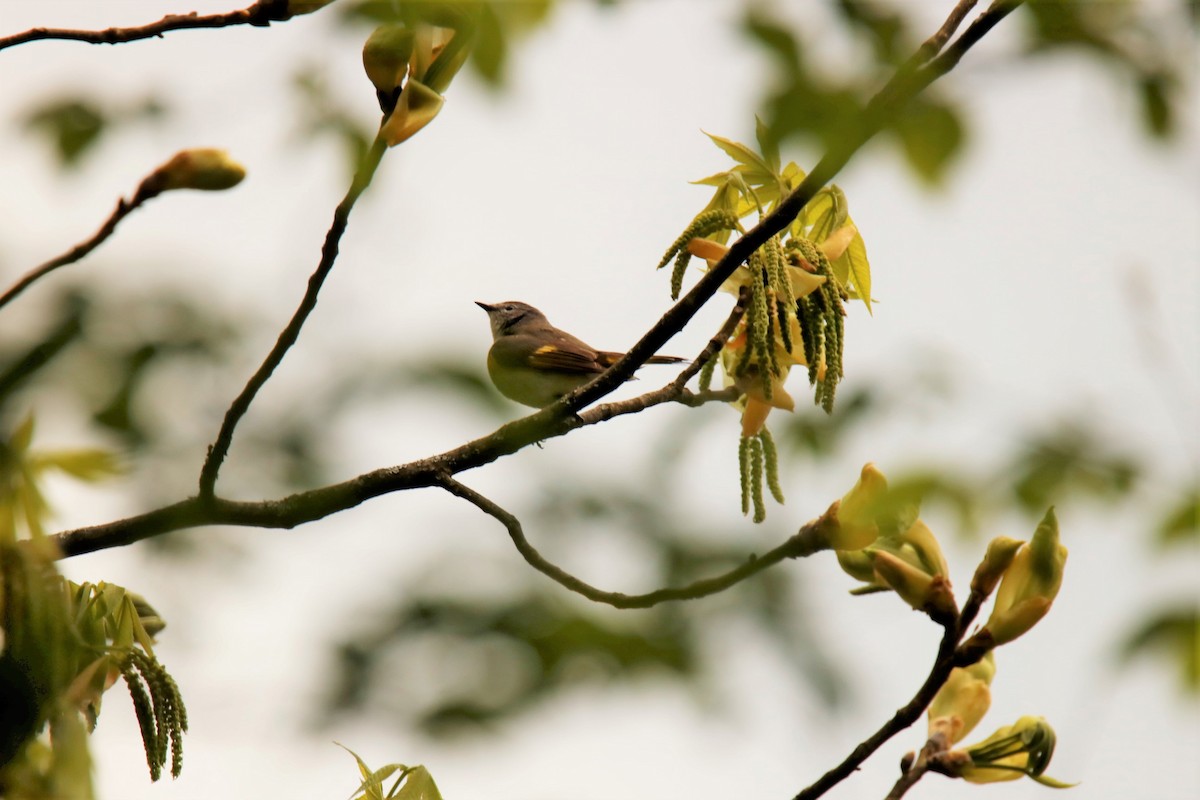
[548,1,1022,422]
[791,573,991,800]
[50,303,747,558]
[196,135,388,498]
[438,475,830,609]
[0,194,142,313]
[0,0,300,53]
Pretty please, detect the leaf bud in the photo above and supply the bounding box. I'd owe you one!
[983,508,1067,645]
[928,652,995,744]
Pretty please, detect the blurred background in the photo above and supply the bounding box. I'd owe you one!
[1,1,1196,798]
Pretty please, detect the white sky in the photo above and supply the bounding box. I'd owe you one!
[1,2,1197,799]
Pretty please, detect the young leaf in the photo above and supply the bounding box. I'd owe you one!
[841,231,873,314]
[393,765,444,800]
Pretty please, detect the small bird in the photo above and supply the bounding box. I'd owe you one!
[477,300,686,408]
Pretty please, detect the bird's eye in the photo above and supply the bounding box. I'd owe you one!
[503,305,515,312]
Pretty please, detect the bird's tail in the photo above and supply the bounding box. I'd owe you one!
[597,351,687,367]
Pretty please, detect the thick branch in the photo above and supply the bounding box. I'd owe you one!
[197,135,388,498]
[439,475,828,609]
[0,0,299,52]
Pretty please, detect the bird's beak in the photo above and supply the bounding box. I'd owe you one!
[475,301,495,313]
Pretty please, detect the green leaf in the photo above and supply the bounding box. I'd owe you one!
[755,115,781,173]
[338,743,409,800]
[392,766,444,800]
[840,229,872,314]
[704,131,773,175]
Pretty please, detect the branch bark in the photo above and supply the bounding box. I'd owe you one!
[0,0,301,52]
[439,475,829,609]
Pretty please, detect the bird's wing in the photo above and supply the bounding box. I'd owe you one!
[494,332,606,374]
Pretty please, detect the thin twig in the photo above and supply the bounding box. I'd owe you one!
[791,577,991,800]
[883,733,950,800]
[580,285,748,425]
[0,196,141,313]
[905,0,980,72]
[438,475,829,609]
[793,620,958,800]
[0,0,298,53]
[196,135,388,498]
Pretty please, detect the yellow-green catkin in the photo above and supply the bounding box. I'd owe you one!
[124,667,161,780]
[747,253,774,400]
[698,356,717,392]
[736,297,757,376]
[128,649,187,780]
[659,209,740,299]
[790,238,845,414]
[750,434,766,523]
[738,435,752,516]
[764,237,795,356]
[759,427,785,504]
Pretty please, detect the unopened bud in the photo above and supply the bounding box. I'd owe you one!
[826,462,888,550]
[928,652,995,744]
[140,149,245,200]
[363,25,416,102]
[984,508,1067,646]
[971,536,1024,598]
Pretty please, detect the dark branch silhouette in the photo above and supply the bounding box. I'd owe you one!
[0,0,304,53]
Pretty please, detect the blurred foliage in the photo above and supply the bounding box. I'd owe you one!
[337,0,557,88]
[21,95,165,169]
[1155,485,1199,547]
[744,0,1192,186]
[0,410,184,794]
[325,589,697,735]
[1004,423,1140,514]
[293,65,376,174]
[1119,604,1199,694]
[1119,483,1199,694]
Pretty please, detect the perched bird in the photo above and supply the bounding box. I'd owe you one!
[477,301,685,408]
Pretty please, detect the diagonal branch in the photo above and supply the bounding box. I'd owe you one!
[792,572,993,800]
[196,135,388,499]
[0,0,302,53]
[556,0,1022,418]
[438,475,830,609]
[1,194,143,313]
